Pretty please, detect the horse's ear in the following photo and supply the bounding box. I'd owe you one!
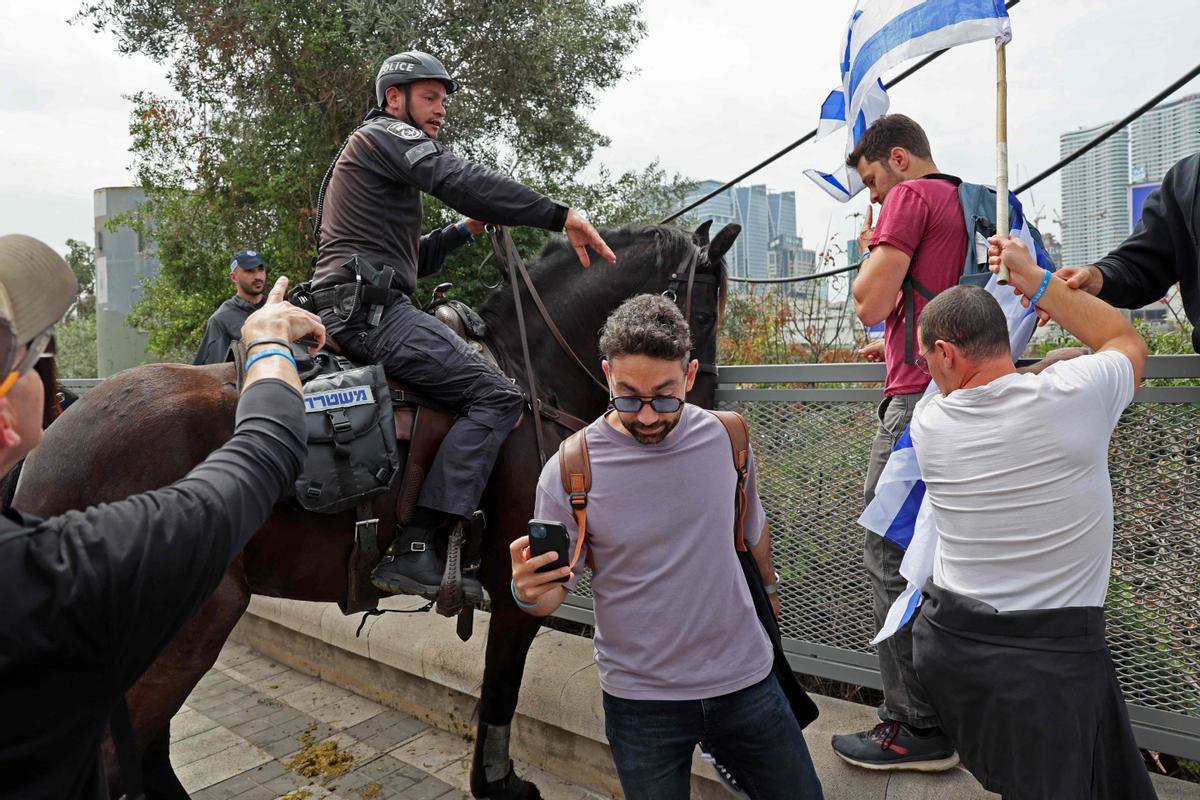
[707,223,741,263]
[693,220,713,247]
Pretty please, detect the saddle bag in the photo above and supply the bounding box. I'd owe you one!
[295,359,399,514]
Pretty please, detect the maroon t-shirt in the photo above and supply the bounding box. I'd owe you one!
[870,176,968,396]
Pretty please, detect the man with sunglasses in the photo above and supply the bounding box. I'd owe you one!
[509,295,823,800]
[0,234,324,799]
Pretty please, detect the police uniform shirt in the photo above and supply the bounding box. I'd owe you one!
[313,110,568,293]
[194,295,267,366]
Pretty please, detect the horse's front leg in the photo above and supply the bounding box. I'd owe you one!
[471,601,545,800]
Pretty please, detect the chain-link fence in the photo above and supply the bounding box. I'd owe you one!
[561,356,1200,759]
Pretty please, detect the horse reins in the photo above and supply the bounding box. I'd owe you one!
[487,226,715,464]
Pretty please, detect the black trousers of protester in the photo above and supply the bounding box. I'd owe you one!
[913,582,1158,800]
[322,295,524,519]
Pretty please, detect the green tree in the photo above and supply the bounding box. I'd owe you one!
[82,0,689,357]
[55,239,98,378]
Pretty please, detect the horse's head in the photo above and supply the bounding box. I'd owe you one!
[676,220,739,409]
[478,221,739,421]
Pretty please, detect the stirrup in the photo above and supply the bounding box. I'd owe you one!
[436,522,467,617]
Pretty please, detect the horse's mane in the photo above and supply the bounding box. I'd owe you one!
[477,224,729,324]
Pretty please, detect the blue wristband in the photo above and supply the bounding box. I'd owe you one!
[510,578,538,609]
[1029,269,1052,305]
[456,220,475,243]
[244,348,298,372]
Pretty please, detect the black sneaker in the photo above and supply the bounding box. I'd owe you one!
[831,720,959,771]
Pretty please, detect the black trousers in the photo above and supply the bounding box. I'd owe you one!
[913,583,1157,800]
[322,295,523,519]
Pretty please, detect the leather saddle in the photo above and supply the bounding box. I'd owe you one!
[305,299,515,630]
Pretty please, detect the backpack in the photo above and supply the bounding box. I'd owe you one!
[557,410,819,729]
[898,180,1056,365]
[294,355,399,514]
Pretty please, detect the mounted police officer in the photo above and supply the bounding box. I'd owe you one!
[310,50,615,604]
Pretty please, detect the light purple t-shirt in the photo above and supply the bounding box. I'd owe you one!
[534,404,773,700]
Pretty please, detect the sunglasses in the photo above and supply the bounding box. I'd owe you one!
[610,395,685,414]
[0,326,54,398]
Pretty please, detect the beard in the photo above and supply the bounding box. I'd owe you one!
[620,411,683,445]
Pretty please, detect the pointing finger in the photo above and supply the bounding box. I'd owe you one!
[267,275,289,304]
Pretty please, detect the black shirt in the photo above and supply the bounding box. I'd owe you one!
[313,110,568,293]
[0,378,306,799]
[194,295,267,365]
[1095,152,1200,353]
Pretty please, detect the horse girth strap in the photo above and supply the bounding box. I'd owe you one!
[556,410,752,568]
[557,429,592,571]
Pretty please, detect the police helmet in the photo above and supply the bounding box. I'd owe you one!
[375,51,460,107]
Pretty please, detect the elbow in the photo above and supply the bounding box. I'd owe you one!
[856,301,887,327]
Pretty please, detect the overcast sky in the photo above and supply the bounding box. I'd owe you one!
[2,0,1197,256]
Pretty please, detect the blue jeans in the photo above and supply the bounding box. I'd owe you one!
[602,674,824,800]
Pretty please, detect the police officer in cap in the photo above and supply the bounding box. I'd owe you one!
[194,249,269,365]
[310,50,616,603]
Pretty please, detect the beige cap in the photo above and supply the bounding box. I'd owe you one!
[0,235,78,341]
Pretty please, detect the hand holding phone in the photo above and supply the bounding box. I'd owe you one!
[527,519,570,583]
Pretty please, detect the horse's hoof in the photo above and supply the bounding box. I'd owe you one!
[472,766,541,800]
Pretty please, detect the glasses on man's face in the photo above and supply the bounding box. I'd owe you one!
[0,326,54,398]
[610,395,685,414]
[914,351,931,376]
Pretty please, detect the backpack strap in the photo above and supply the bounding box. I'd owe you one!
[902,275,936,364]
[710,410,751,552]
[557,429,592,569]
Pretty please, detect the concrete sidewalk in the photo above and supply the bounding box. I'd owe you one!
[174,640,604,800]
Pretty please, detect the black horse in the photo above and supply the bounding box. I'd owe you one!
[15,221,738,798]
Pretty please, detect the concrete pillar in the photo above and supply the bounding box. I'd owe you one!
[94,187,160,378]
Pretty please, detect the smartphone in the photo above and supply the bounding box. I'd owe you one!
[527,519,570,583]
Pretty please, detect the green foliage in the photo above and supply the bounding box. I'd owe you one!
[55,239,99,377]
[56,314,98,379]
[79,0,684,355]
[719,288,861,366]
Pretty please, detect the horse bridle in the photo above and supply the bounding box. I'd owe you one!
[485,226,717,465]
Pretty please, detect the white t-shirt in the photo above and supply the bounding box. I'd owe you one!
[911,350,1135,612]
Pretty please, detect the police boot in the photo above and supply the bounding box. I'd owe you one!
[372,517,484,603]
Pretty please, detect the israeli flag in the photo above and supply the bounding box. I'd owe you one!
[805,0,1013,202]
[861,191,1047,644]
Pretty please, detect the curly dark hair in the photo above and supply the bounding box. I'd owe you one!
[599,294,691,365]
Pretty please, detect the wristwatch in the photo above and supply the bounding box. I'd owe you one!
[763,571,781,595]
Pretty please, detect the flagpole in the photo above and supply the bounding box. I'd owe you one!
[995,42,1011,285]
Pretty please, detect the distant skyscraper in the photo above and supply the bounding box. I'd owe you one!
[1059,123,1129,266]
[768,235,819,299]
[1130,93,1200,184]
[768,191,797,240]
[683,182,801,283]
[1060,93,1200,267]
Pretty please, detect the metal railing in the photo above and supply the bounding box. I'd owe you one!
[60,361,1200,757]
[559,355,1200,760]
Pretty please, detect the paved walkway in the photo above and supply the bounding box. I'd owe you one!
[174,640,606,800]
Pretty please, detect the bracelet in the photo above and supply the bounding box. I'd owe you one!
[244,348,298,372]
[1029,269,1052,305]
[244,337,292,352]
[510,578,538,609]
[456,220,475,243]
